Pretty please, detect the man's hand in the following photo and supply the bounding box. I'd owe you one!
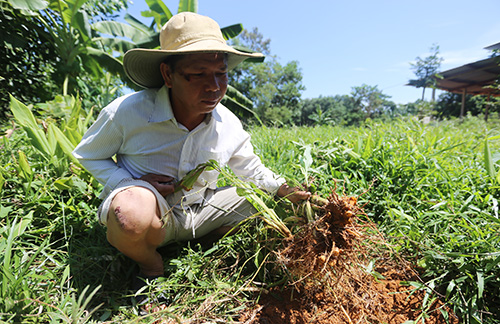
[140,174,176,197]
[277,183,311,204]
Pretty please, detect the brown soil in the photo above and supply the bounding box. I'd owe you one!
[239,187,460,324]
[239,268,459,324]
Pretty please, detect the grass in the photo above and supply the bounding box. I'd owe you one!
[1,108,500,323]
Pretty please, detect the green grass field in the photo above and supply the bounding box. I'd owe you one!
[1,108,499,323]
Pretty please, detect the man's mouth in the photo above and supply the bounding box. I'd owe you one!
[202,98,220,106]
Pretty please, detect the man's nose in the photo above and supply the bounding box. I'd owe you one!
[205,73,220,91]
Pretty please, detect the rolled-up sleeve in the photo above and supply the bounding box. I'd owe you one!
[228,133,285,195]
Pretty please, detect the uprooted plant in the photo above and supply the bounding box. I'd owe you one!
[170,158,457,323]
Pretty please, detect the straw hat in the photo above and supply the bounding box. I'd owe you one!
[123,12,264,88]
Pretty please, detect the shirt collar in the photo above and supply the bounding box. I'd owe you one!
[148,86,175,123]
[149,85,222,125]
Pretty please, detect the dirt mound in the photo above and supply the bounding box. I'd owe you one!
[240,188,459,323]
[240,268,458,323]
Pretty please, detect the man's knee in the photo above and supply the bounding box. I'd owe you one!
[107,187,159,241]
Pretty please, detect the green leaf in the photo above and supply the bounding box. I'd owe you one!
[389,208,415,221]
[446,280,456,298]
[476,271,484,300]
[62,0,89,27]
[124,13,151,33]
[9,95,38,129]
[484,139,496,181]
[74,10,91,42]
[144,0,173,27]
[7,0,48,10]
[177,0,197,14]
[53,176,87,193]
[47,124,81,165]
[221,24,243,40]
[300,145,313,171]
[0,168,5,193]
[487,134,500,141]
[13,212,33,238]
[17,150,32,180]
[10,95,54,159]
[53,178,73,191]
[86,46,123,68]
[92,21,152,43]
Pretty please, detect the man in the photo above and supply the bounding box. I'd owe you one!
[72,12,310,301]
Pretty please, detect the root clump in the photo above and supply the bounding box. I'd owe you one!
[240,186,458,323]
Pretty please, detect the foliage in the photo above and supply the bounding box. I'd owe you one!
[299,95,350,126]
[3,102,500,322]
[3,0,133,97]
[229,27,305,126]
[2,1,500,322]
[350,83,395,120]
[435,92,493,118]
[409,44,444,101]
[250,117,500,324]
[0,0,60,118]
[298,86,396,127]
[0,93,104,322]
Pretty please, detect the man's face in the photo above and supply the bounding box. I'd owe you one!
[163,53,228,122]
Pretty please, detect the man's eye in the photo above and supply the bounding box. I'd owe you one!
[184,73,204,81]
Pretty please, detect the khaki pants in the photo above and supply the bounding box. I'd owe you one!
[98,178,255,246]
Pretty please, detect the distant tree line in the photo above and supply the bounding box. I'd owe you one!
[228,30,500,127]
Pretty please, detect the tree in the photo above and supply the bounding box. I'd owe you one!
[435,92,499,119]
[350,84,393,120]
[0,2,60,118]
[0,0,140,116]
[300,95,350,126]
[228,28,305,126]
[409,44,443,101]
[1,0,253,118]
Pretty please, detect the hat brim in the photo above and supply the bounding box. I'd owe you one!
[123,41,264,89]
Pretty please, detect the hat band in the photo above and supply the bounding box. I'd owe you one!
[162,32,226,51]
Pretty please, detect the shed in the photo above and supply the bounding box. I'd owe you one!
[434,55,500,97]
[433,43,500,119]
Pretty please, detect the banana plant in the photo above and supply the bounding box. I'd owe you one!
[10,0,263,117]
[7,0,141,95]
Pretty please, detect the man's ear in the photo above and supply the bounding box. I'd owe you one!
[160,62,173,88]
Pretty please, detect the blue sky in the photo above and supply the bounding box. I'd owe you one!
[120,0,500,104]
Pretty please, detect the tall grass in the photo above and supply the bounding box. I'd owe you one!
[250,116,500,323]
[2,95,500,323]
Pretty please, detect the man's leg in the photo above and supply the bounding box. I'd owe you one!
[175,187,256,244]
[106,186,166,276]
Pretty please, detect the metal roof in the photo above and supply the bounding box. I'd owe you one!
[485,42,500,51]
[434,55,500,96]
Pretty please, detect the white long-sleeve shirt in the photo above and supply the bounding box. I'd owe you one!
[72,86,285,205]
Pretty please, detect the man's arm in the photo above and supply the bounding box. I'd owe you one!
[72,108,130,198]
[228,135,311,204]
[139,173,176,197]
